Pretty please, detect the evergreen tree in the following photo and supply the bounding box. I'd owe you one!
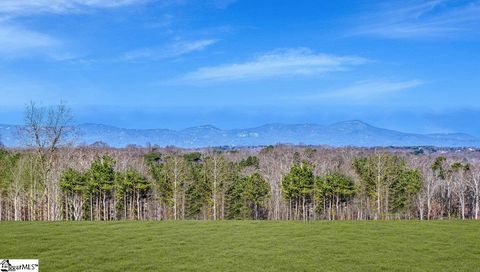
[354,154,423,219]
[85,155,116,220]
[390,169,422,215]
[245,173,269,219]
[227,173,269,219]
[115,168,150,220]
[282,161,315,220]
[60,168,87,220]
[239,156,260,169]
[0,150,21,220]
[316,173,356,220]
[184,153,210,219]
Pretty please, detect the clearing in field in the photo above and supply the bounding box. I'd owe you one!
[0,221,479,271]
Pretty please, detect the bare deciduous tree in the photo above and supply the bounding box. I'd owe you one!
[18,102,74,220]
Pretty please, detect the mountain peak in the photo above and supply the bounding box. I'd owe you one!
[182,125,221,131]
[334,120,369,126]
[329,120,372,131]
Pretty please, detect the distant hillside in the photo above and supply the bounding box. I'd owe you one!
[1,120,479,148]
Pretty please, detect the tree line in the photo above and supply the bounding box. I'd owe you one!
[0,103,479,221]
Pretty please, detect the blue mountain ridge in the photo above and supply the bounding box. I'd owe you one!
[0,120,479,148]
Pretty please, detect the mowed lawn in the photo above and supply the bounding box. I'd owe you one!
[1,221,479,271]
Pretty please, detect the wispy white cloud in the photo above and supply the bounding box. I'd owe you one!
[298,79,424,103]
[0,23,61,58]
[353,0,480,39]
[0,0,151,60]
[324,80,423,99]
[0,0,148,16]
[122,39,218,61]
[178,48,368,83]
[0,0,237,16]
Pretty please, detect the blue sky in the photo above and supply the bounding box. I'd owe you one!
[0,0,479,135]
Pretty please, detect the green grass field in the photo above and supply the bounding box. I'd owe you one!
[1,221,479,271]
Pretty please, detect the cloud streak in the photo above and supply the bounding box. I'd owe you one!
[178,48,368,83]
[353,0,480,39]
[122,39,218,61]
[322,80,424,99]
[295,80,424,104]
[0,23,61,58]
[0,0,151,60]
[0,0,148,16]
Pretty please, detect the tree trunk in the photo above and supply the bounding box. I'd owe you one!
[475,192,479,220]
[90,195,93,221]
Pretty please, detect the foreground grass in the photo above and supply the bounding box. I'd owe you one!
[0,221,479,271]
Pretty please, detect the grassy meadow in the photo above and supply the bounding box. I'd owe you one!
[1,221,479,271]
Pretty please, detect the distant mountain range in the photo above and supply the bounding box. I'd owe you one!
[1,120,479,148]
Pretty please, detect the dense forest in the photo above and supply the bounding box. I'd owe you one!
[0,103,479,221]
